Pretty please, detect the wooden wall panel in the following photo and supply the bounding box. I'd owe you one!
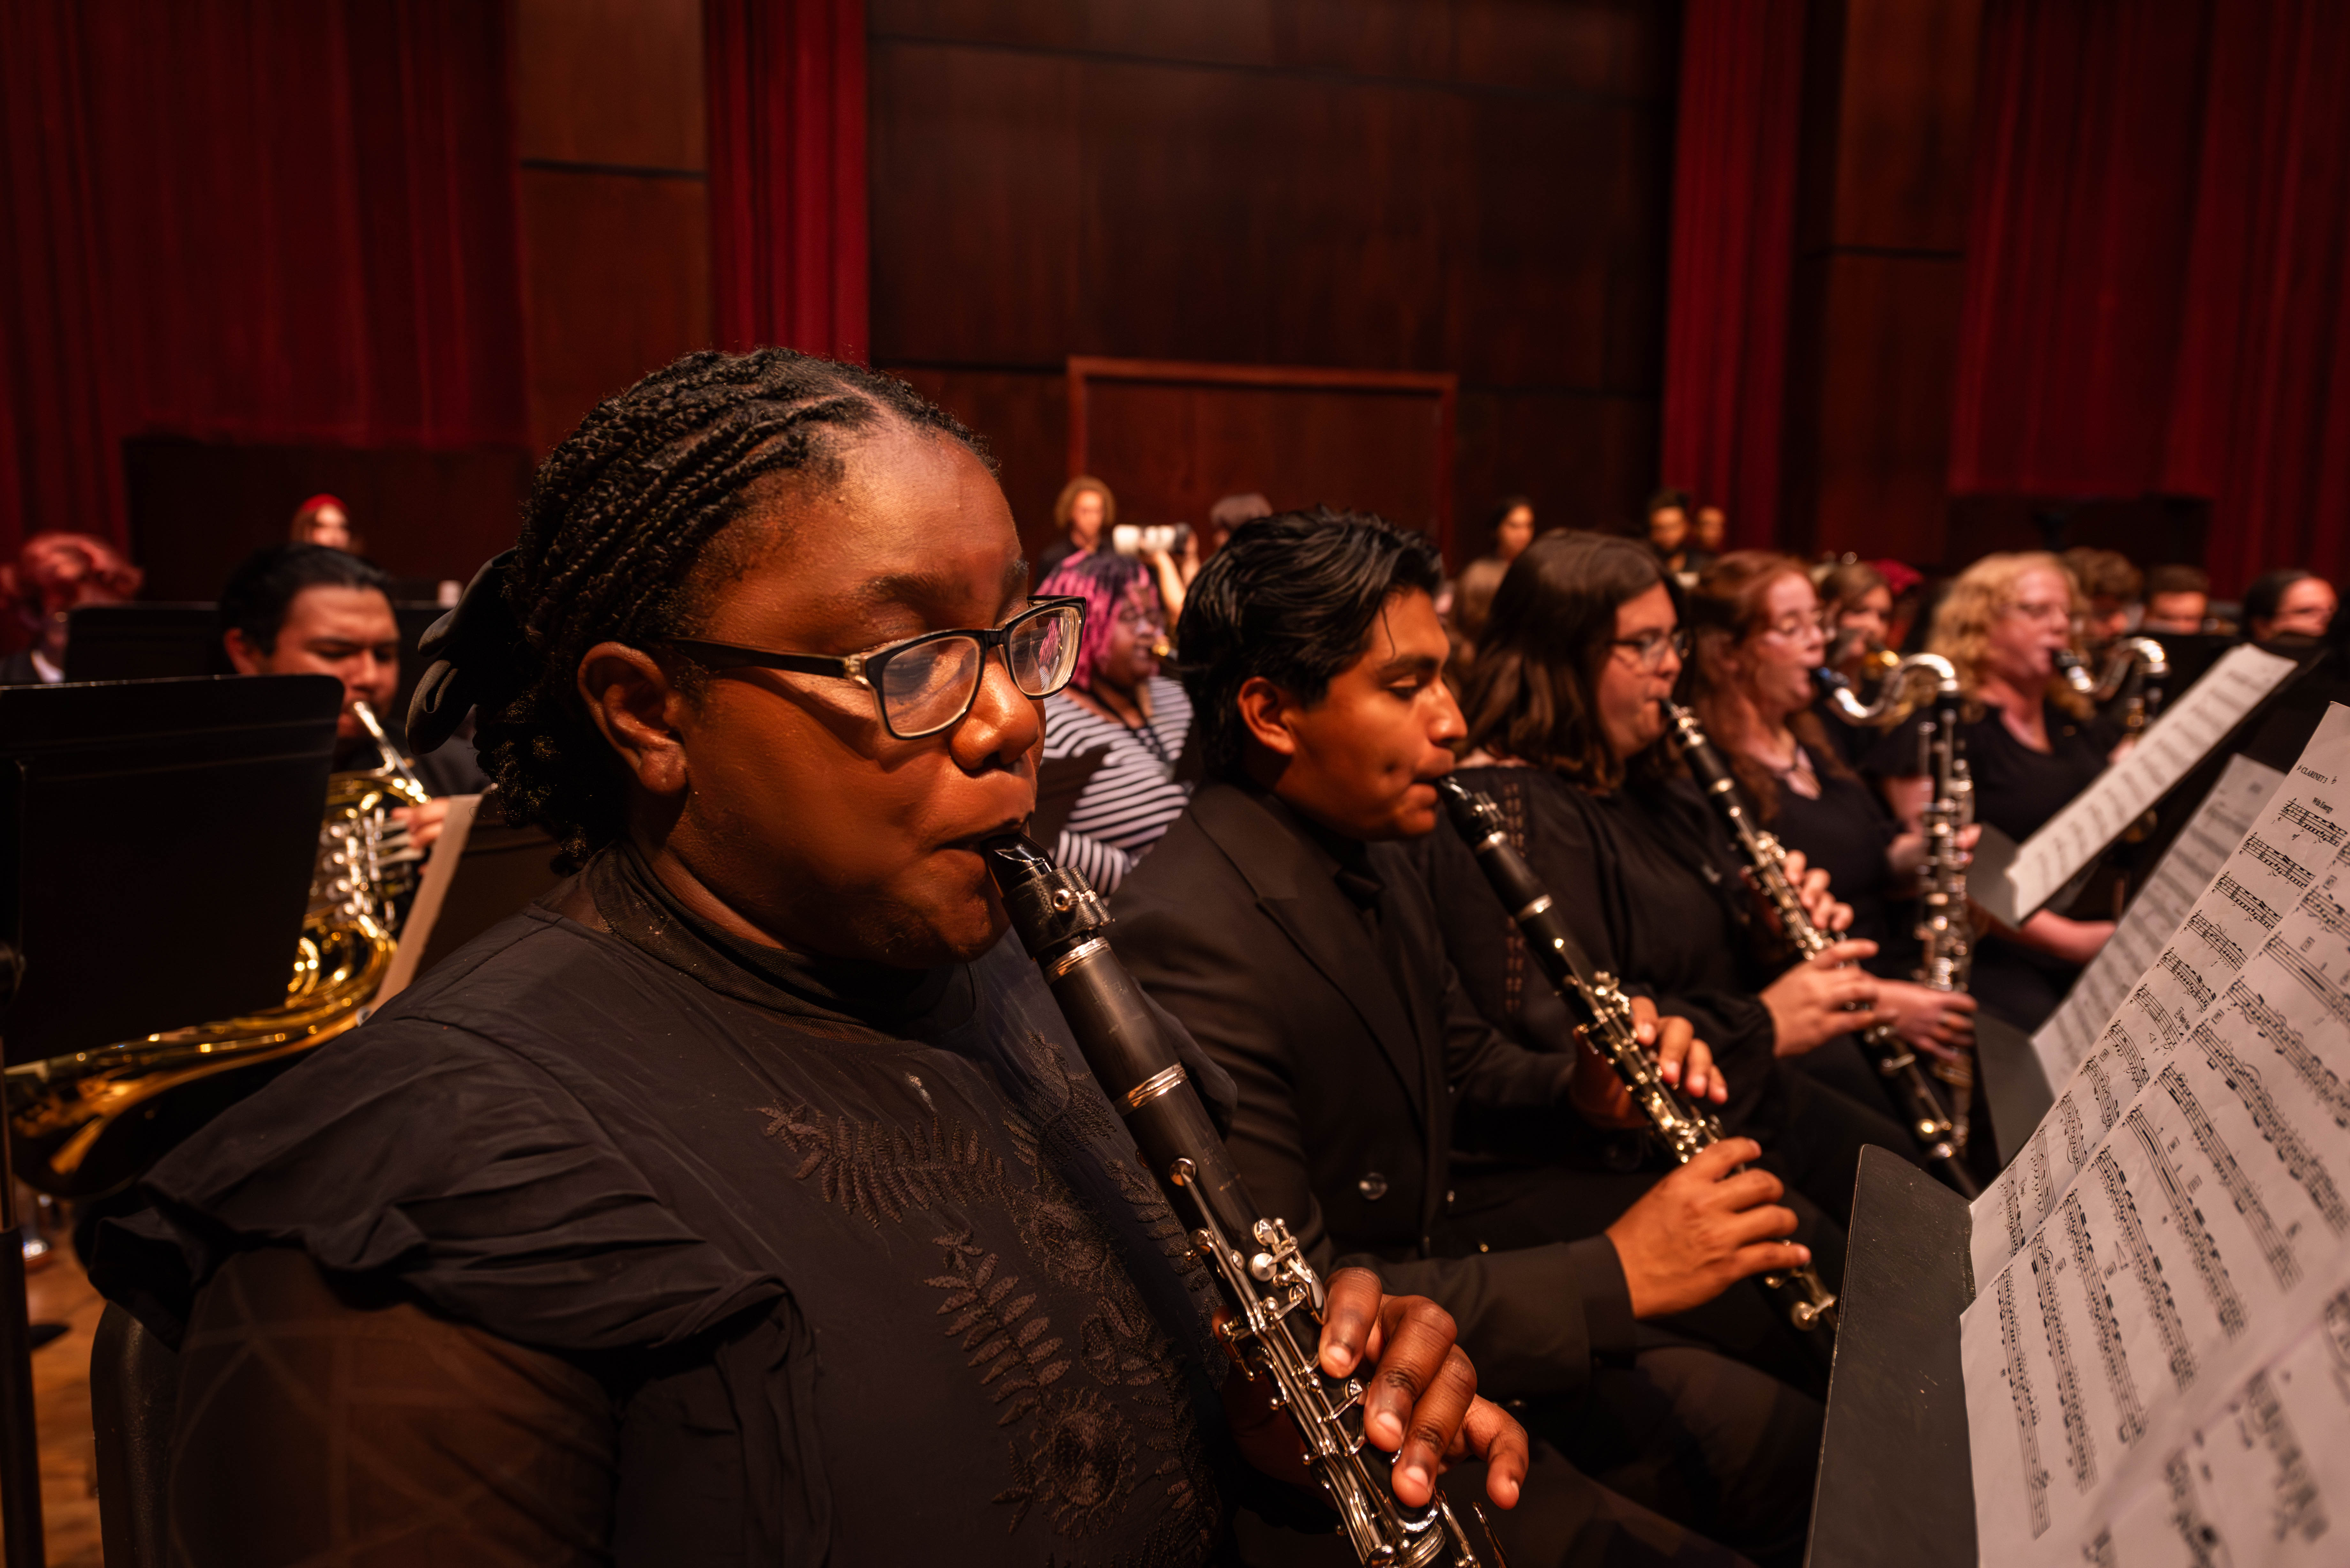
[868,0,1676,563]
[515,0,707,169]
[519,171,713,454]
[513,0,713,456]
[123,437,532,600]
[1781,0,1982,566]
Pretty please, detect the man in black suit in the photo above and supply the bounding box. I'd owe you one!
[1114,510,1829,1568]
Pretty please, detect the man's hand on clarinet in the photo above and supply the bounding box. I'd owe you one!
[1227,1270,1531,1512]
[1568,998,1725,1128]
[1603,1139,1811,1318]
[1319,1271,1529,1510]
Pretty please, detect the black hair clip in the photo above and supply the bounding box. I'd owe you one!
[407,549,523,753]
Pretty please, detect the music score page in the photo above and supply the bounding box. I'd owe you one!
[1962,704,2350,1566]
[2032,754,2286,1088]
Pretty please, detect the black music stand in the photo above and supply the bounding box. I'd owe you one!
[61,605,225,681]
[0,673,341,1565]
[1806,1147,1976,1568]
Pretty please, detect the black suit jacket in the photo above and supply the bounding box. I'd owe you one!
[1112,782,1633,1400]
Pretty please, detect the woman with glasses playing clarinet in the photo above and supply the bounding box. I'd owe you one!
[1680,554,1978,1129]
[1862,553,2120,1032]
[86,350,1527,1567]
[1407,529,1922,1396]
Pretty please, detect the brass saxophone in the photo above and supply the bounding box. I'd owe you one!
[1660,703,1978,1198]
[5,700,429,1196]
[1434,776,1838,1333]
[1817,655,1979,1150]
[2056,637,2170,733]
[982,834,1505,1566]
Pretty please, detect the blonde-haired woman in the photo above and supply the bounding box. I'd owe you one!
[1867,551,2119,1030]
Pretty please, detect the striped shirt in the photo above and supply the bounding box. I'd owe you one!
[1041,675,1194,892]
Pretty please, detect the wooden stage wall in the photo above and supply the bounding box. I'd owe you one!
[868,0,1679,566]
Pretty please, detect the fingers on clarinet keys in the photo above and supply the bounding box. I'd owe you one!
[1603,1140,1808,1319]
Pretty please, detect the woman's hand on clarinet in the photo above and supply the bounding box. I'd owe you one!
[1568,998,1726,1127]
[1318,1272,1531,1510]
[1780,848,1853,935]
[1762,940,1890,1055]
[1604,1139,1811,1318]
[1877,979,1975,1061]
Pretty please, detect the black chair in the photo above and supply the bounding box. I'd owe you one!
[91,1303,179,1568]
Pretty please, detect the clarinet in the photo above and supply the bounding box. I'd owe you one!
[981,835,1503,1568]
[1431,779,1838,1333]
[1660,704,1979,1197]
[1907,667,1979,1154]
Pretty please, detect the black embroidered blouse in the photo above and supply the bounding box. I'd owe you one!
[93,846,1240,1566]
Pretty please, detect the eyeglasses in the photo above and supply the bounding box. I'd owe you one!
[666,597,1086,739]
[1610,628,1688,670]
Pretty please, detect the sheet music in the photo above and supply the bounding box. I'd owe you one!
[2029,1236,2350,1566]
[367,793,481,1008]
[1974,706,2350,1290]
[1962,706,2350,1565]
[1986,645,2299,926]
[2034,755,2287,1087]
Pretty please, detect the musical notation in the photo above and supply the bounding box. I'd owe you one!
[1963,704,2350,1566]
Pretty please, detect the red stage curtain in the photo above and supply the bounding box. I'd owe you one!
[706,0,868,362]
[1658,0,1808,549]
[0,1,527,551]
[2162,1,2350,592]
[1950,0,2350,591]
[1945,0,2213,499]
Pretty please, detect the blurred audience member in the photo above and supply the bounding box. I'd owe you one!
[0,532,144,685]
[1034,551,1191,892]
[2141,564,2211,634]
[1689,501,1727,567]
[289,494,356,551]
[1037,475,1114,580]
[1488,494,1535,564]
[1873,558,1928,653]
[2243,568,2337,643]
[1205,492,1272,557]
[218,544,487,843]
[2061,548,2143,654]
[1646,486,1693,572]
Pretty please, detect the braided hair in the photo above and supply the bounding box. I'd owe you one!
[468,348,990,868]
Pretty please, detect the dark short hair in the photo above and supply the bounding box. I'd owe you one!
[2145,563,2210,599]
[1174,507,1444,781]
[2242,567,2316,629]
[1460,530,1673,790]
[1489,494,1534,527]
[217,544,391,655]
[1647,487,1692,518]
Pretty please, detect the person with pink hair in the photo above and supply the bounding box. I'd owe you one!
[0,531,144,684]
[1035,550,1192,890]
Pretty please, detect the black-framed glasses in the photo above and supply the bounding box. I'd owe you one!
[1610,628,1688,670]
[666,597,1087,739]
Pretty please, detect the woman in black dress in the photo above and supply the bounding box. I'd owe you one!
[1680,552,1977,1121]
[88,350,1525,1565]
[1864,551,2118,1031]
[1412,531,1916,1246]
